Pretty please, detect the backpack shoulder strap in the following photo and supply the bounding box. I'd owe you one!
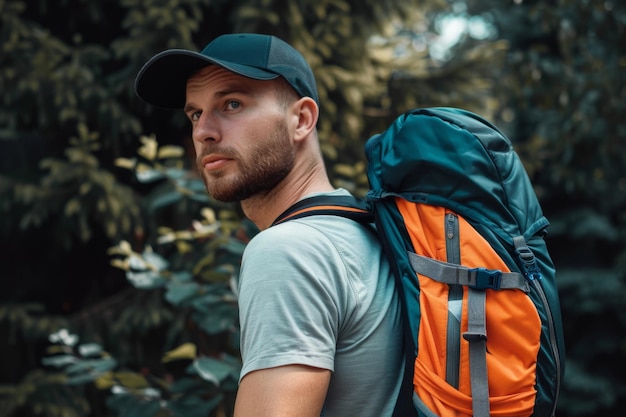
[271,194,374,226]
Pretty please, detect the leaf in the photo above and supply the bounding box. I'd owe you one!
[168,377,210,394]
[190,357,240,386]
[41,354,77,368]
[157,145,185,159]
[45,345,74,355]
[136,169,165,183]
[65,357,117,376]
[175,240,193,254]
[138,135,158,161]
[201,207,216,223]
[64,198,81,216]
[114,157,136,170]
[114,371,149,389]
[109,260,127,273]
[127,269,166,289]
[94,371,115,390]
[198,269,232,283]
[164,282,199,306]
[105,392,162,417]
[78,343,104,357]
[171,271,193,282]
[162,343,197,363]
[191,303,237,335]
[166,392,222,417]
[48,328,79,346]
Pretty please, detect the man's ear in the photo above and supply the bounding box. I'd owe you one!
[293,97,319,142]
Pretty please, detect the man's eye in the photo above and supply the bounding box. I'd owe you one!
[226,101,241,110]
[190,112,200,121]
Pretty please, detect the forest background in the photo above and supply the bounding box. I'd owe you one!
[1,0,624,416]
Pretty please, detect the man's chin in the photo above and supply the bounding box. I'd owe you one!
[206,184,249,203]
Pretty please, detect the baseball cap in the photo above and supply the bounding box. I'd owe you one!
[134,33,319,109]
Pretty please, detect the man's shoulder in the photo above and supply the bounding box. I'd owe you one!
[245,216,351,256]
[245,188,380,260]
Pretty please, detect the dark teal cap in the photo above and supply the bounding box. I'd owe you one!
[135,33,319,109]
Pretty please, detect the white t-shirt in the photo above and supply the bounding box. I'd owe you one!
[237,190,405,417]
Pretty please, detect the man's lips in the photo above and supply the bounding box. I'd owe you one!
[201,155,232,171]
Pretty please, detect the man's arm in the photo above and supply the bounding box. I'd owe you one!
[234,364,331,417]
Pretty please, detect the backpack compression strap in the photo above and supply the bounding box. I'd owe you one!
[406,252,529,292]
[271,195,374,226]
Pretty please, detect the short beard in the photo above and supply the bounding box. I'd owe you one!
[198,119,295,202]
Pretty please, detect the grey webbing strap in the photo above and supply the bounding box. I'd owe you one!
[413,392,440,417]
[464,288,490,417]
[407,251,529,292]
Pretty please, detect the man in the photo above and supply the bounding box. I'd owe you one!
[135,33,408,417]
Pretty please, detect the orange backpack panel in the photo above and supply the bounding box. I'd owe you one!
[397,199,541,417]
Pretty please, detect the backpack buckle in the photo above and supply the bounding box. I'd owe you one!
[469,268,502,290]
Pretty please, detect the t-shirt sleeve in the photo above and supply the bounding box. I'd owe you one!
[237,221,352,381]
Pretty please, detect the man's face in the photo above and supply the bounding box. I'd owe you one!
[185,66,296,202]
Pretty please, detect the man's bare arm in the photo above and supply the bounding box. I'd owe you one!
[234,364,331,417]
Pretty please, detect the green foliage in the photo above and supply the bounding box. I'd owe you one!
[95,140,244,415]
[0,370,91,417]
[0,303,67,343]
[2,136,246,415]
[2,124,142,249]
[555,267,626,415]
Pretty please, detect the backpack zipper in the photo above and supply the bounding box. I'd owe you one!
[529,277,562,417]
[445,213,462,388]
[515,236,562,417]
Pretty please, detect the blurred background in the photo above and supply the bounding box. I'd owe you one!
[0,0,624,416]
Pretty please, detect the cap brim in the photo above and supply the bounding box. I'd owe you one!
[134,49,280,109]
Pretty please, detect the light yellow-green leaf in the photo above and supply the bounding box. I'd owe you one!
[157,145,184,159]
[201,207,216,224]
[114,371,149,389]
[110,259,129,271]
[114,157,136,170]
[64,198,81,216]
[138,135,158,161]
[162,342,197,363]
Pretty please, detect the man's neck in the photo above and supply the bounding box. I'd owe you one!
[241,170,334,231]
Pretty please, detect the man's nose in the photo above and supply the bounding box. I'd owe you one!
[192,113,221,143]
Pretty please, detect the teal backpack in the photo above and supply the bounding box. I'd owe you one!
[274,107,566,417]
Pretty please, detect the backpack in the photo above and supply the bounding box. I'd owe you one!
[272,107,566,417]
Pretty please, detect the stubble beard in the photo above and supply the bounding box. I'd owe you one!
[197,120,295,202]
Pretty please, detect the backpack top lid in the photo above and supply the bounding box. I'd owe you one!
[364,107,549,242]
